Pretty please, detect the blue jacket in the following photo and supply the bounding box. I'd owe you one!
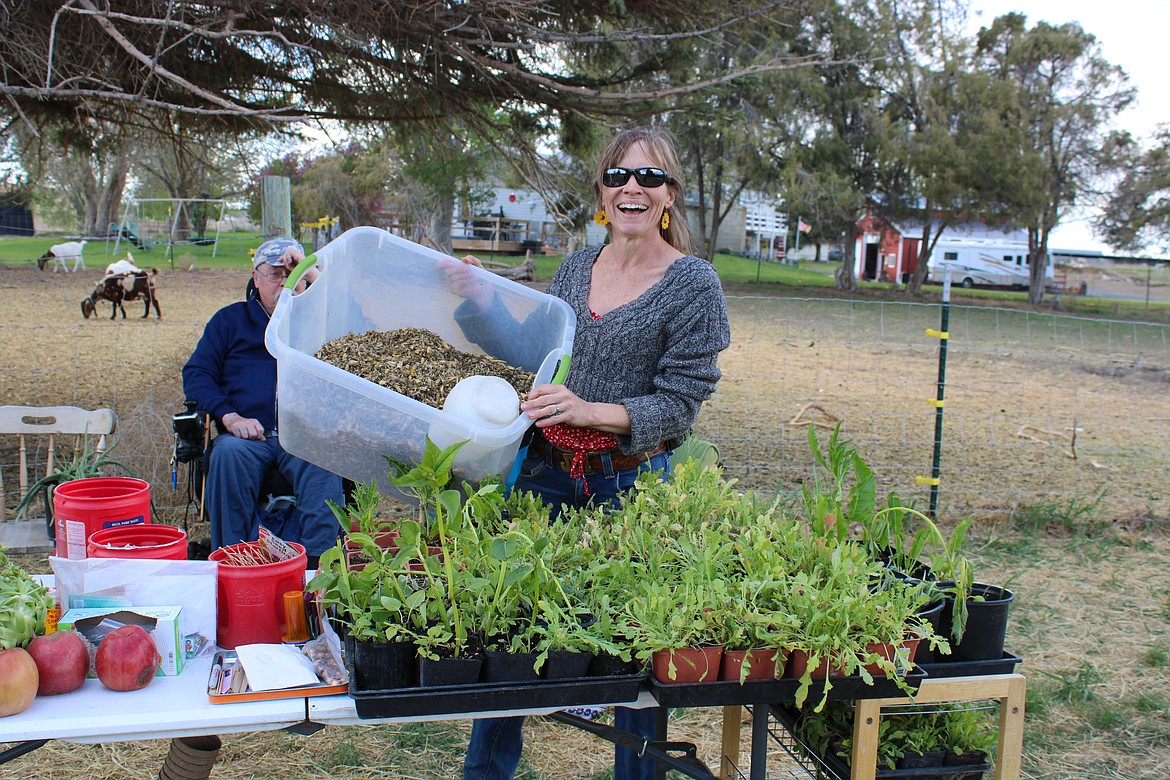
[182,297,278,431]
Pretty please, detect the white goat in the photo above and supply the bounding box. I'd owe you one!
[105,253,141,277]
[37,240,88,272]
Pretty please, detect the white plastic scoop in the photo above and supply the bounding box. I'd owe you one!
[442,375,520,428]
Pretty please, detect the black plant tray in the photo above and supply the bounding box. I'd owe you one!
[350,673,645,719]
[648,667,926,708]
[811,743,988,780]
[772,705,989,780]
[918,650,1022,679]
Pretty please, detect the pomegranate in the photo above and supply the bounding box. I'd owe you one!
[95,626,160,692]
[0,647,39,717]
[27,631,90,695]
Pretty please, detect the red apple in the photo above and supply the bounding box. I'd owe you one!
[0,647,39,717]
[95,626,161,692]
[27,631,89,695]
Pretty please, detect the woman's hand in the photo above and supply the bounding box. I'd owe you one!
[523,385,633,434]
[440,254,493,310]
[522,384,582,428]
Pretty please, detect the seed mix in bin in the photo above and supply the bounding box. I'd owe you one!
[315,327,535,409]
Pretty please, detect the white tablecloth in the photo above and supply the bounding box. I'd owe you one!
[0,652,656,745]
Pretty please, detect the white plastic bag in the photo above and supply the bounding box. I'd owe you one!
[50,556,217,657]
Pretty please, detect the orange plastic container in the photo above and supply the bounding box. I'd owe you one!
[208,542,307,649]
[87,525,188,560]
[52,477,151,559]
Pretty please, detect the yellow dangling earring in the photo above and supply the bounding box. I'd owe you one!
[660,210,670,230]
[594,209,610,226]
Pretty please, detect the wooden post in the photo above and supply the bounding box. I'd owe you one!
[720,705,741,780]
[260,176,292,240]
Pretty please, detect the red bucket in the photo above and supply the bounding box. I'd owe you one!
[209,542,306,649]
[53,477,151,559]
[87,525,187,560]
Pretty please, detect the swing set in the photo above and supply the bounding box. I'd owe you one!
[111,198,245,267]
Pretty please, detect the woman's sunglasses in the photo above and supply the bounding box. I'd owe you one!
[602,167,675,188]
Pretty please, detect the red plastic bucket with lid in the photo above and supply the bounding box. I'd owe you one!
[87,525,188,560]
[209,541,307,649]
[52,476,152,559]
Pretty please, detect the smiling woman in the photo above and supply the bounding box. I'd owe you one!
[451,125,731,780]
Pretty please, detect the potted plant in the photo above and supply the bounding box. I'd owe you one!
[793,701,903,773]
[332,479,394,547]
[718,579,796,682]
[413,567,485,686]
[799,424,997,662]
[532,601,598,679]
[308,541,424,690]
[892,711,947,769]
[414,476,513,685]
[793,701,993,777]
[578,592,640,676]
[941,704,997,777]
[626,574,731,684]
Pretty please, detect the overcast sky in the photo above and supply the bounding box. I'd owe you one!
[966,0,1168,256]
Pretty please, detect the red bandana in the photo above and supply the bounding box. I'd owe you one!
[542,424,619,496]
[541,305,620,494]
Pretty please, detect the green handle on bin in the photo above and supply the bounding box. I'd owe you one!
[283,253,318,291]
[551,354,571,385]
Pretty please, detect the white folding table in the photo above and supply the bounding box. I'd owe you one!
[0,653,659,744]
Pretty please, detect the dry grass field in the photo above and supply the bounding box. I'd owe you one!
[2,263,1168,779]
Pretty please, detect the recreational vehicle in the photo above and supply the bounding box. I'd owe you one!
[926,238,1052,289]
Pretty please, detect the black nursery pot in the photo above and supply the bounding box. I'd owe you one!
[941,583,1015,662]
[353,640,419,690]
[944,749,989,780]
[588,651,638,677]
[896,749,946,769]
[543,650,594,680]
[481,650,541,682]
[914,599,946,663]
[418,655,483,687]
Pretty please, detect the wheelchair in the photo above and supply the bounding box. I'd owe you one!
[175,271,343,556]
[172,401,307,559]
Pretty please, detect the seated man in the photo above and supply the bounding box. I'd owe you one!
[182,237,342,567]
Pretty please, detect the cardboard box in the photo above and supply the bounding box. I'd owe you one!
[59,605,185,677]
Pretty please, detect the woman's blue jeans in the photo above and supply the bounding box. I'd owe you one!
[462,445,670,780]
[465,707,660,780]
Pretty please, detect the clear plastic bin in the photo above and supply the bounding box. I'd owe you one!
[265,227,575,494]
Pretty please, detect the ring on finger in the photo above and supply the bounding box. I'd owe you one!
[554,404,562,416]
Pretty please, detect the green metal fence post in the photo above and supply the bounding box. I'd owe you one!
[928,267,952,519]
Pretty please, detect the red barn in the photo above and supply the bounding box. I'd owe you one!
[852,207,1030,284]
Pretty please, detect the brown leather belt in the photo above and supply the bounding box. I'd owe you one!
[530,435,665,474]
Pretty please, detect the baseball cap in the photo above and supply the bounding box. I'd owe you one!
[253,237,305,269]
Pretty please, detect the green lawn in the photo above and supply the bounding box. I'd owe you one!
[0,232,263,269]
[712,253,836,286]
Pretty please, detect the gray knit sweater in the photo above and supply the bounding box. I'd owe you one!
[457,245,730,454]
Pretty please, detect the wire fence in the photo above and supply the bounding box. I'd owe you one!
[705,295,1170,524]
[2,266,1167,528]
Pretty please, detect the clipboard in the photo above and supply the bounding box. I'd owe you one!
[207,650,348,704]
